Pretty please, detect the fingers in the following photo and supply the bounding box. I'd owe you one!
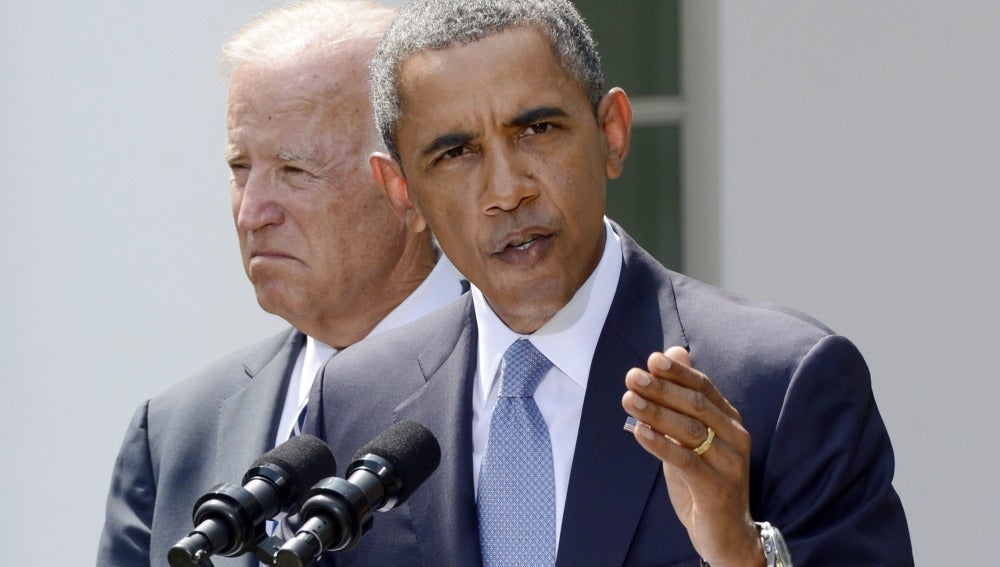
[622,371,716,450]
[640,349,741,424]
[625,408,720,464]
[623,390,739,468]
[620,348,758,564]
[664,345,690,366]
[621,347,749,462]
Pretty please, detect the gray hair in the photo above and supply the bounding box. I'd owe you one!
[371,0,605,162]
[222,0,395,74]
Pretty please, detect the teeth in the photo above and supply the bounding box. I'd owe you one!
[509,234,537,250]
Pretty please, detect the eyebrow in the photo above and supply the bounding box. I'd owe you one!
[224,147,327,172]
[508,106,568,128]
[420,131,475,159]
[275,150,321,167]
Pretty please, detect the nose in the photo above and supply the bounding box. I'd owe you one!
[233,169,284,231]
[480,143,539,214]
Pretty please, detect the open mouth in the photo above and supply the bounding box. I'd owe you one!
[508,234,542,251]
[491,231,554,267]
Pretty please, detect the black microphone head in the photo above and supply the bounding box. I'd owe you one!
[351,420,441,503]
[246,434,337,503]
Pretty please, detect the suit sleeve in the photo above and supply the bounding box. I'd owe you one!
[758,335,913,565]
[96,401,157,566]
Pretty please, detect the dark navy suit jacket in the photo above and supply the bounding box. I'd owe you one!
[306,225,912,566]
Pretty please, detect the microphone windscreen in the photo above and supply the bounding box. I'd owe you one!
[353,420,441,502]
[248,434,337,496]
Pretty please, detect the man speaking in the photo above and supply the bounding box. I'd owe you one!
[305,0,913,565]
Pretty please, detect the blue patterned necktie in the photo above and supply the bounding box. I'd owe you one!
[477,339,557,567]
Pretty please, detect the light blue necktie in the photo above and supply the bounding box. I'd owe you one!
[477,339,557,567]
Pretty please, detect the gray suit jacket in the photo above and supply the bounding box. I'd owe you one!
[307,225,912,566]
[97,328,304,567]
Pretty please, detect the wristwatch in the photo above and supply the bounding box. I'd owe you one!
[698,521,792,567]
[756,521,791,566]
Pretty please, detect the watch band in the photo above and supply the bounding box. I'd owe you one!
[756,521,792,567]
[698,521,793,567]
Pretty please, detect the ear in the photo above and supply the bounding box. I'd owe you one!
[597,87,632,180]
[370,152,428,234]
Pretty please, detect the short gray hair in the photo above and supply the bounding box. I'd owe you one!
[222,0,395,74]
[371,0,605,162]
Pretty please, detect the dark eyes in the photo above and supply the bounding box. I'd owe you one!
[525,122,553,135]
[430,145,469,167]
[282,164,310,176]
[431,122,557,167]
[442,146,468,160]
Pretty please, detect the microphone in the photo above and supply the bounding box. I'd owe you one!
[168,434,337,567]
[274,421,441,567]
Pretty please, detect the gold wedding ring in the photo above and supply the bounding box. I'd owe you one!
[693,426,715,456]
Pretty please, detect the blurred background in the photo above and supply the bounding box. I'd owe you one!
[2,1,997,564]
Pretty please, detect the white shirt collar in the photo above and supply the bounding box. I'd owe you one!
[472,217,623,402]
[296,337,338,411]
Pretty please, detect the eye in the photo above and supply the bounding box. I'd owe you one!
[228,163,249,185]
[442,146,467,160]
[281,164,317,181]
[432,145,468,166]
[525,122,554,136]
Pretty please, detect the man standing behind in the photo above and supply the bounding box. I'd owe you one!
[306,0,912,565]
[97,2,464,565]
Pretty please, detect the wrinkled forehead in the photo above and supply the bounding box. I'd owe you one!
[230,51,371,110]
[225,66,376,163]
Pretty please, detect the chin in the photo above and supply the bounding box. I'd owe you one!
[495,287,572,332]
[254,285,303,318]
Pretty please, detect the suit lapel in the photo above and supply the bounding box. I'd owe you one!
[395,298,483,567]
[216,329,304,484]
[385,227,690,567]
[557,228,689,566]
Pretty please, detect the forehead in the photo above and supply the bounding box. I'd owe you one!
[227,54,369,131]
[394,27,589,142]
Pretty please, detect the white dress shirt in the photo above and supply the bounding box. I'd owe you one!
[273,253,465,446]
[471,218,623,547]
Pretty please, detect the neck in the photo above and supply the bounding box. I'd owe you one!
[294,231,437,348]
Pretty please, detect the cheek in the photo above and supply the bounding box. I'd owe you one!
[411,178,481,252]
[428,199,471,241]
[438,218,484,277]
[325,193,406,258]
[557,156,606,214]
[422,177,476,217]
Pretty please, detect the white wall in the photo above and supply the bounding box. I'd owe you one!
[0,2,289,564]
[686,2,1000,564]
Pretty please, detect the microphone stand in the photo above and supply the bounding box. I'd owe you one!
[168,530,284,567]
